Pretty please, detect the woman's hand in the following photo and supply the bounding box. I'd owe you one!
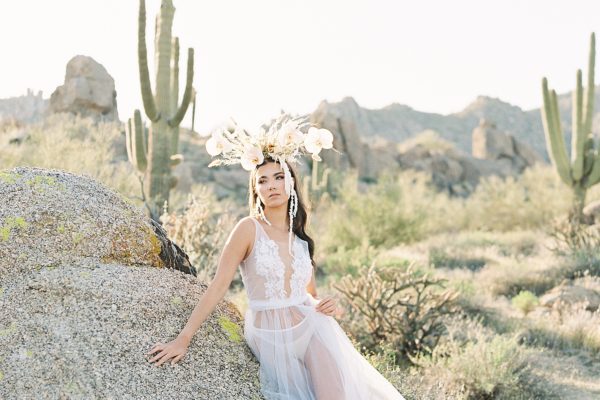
[147,335,190,366]
[315,295,339,317]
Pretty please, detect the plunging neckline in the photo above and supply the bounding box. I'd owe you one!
[253,218,297,260]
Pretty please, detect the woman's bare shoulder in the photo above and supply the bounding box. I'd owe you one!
[228,216,256,239]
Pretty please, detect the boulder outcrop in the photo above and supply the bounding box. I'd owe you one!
[0,167,261,399]
[49,55,119,121]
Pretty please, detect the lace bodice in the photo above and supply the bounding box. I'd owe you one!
[240,218,313,306]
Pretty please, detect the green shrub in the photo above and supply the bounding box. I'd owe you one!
[320,238,378,278]
[511,290,539,315]
[316,171,431,253]
[463,165,572,232]
[429,247,487,271]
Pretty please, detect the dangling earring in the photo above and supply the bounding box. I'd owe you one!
[287,188,298,257]
[256,198,272,226]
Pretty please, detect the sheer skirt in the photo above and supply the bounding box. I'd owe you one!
[244,294,404,400]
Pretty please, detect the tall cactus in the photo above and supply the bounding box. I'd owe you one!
[541,33,600,224]
[125,0,194,221]
[301,159,331,207]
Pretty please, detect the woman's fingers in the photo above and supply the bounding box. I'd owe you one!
[317,303,337,315]
[316,296,334,311]
[316,296,337,315]
[171,353,184,365]
[154,350,176,367]
[149,349,167,363]
[147,343,163,355]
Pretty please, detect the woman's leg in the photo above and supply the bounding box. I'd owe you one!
[303,335,345,399]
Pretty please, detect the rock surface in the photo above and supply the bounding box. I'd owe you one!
[0,167,262,399]
[0,261,261,399]
[49,55,119,121]
[0,89,48,125]
[540,280,600,312]
[472,119,542,175]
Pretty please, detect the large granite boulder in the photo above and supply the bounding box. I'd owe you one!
[395,131,482,196]
[472,119,542,175]
[0,167,262,399]
[540,280,600,312]
[49,55,119,121]
[310,98,394,180]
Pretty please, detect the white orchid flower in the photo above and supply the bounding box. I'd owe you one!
[205,131,233,156]
[277,122,303,147]
[304,127,334,156]
[240,145,264,171]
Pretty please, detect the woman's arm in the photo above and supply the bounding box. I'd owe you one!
[308,270,342,318]
[147,217,254,366]
[306,273,318,299]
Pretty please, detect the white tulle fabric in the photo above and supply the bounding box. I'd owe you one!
[240,218,405,399]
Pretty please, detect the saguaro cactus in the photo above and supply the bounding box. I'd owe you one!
[301,159,331,207]
[125,0,194,221]
[541,33,600,224]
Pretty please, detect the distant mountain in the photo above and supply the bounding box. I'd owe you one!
[312,90,600,162]
[0,89,48,125]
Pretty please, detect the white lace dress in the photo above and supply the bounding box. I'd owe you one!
[240,218,405,399]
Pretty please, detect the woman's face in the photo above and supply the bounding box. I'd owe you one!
[255,162,289,208]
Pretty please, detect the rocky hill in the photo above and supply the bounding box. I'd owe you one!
[313,89,600,163]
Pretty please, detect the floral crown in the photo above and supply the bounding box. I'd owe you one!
[205,114,334,171]
[204,114,335,250]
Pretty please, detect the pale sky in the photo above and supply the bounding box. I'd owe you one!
[1,0,600,134]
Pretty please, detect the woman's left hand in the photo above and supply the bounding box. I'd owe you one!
[315,295,338,317]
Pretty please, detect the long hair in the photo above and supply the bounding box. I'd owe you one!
[248,157,316,268]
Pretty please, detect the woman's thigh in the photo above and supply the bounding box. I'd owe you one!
[303,336,345,399]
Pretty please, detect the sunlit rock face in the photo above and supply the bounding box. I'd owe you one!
[0,167,261,399]
[49,55,119,122]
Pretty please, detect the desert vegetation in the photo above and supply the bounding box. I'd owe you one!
[3,117,600,398]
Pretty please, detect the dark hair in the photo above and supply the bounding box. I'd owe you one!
[248,157,316,268]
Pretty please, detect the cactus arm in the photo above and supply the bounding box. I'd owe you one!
[169,37,180,154]
[170,37,179,116]
[191,87,197,132]
[138,0,159,122]
[587,150,600,186]
[154,0,174,113]
[572,70,585,180]
[169,48,194,127]
[125,118,135,166]
[583,32,596,138]
[311,159,319,191]
[132,109,148,172]
[551,89,574,184]
[541,78,573,185]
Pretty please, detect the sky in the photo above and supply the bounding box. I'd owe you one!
[1,0,600,134]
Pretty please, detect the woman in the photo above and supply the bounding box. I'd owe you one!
[147,117,404,399]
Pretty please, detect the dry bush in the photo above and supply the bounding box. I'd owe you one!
[333,263,458,362]
[0,113,138,198]
[411,317,534,400]
[525,301,600,356]
[160,186,237,283]
[550,220,600,278]
[477,257,562,298]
